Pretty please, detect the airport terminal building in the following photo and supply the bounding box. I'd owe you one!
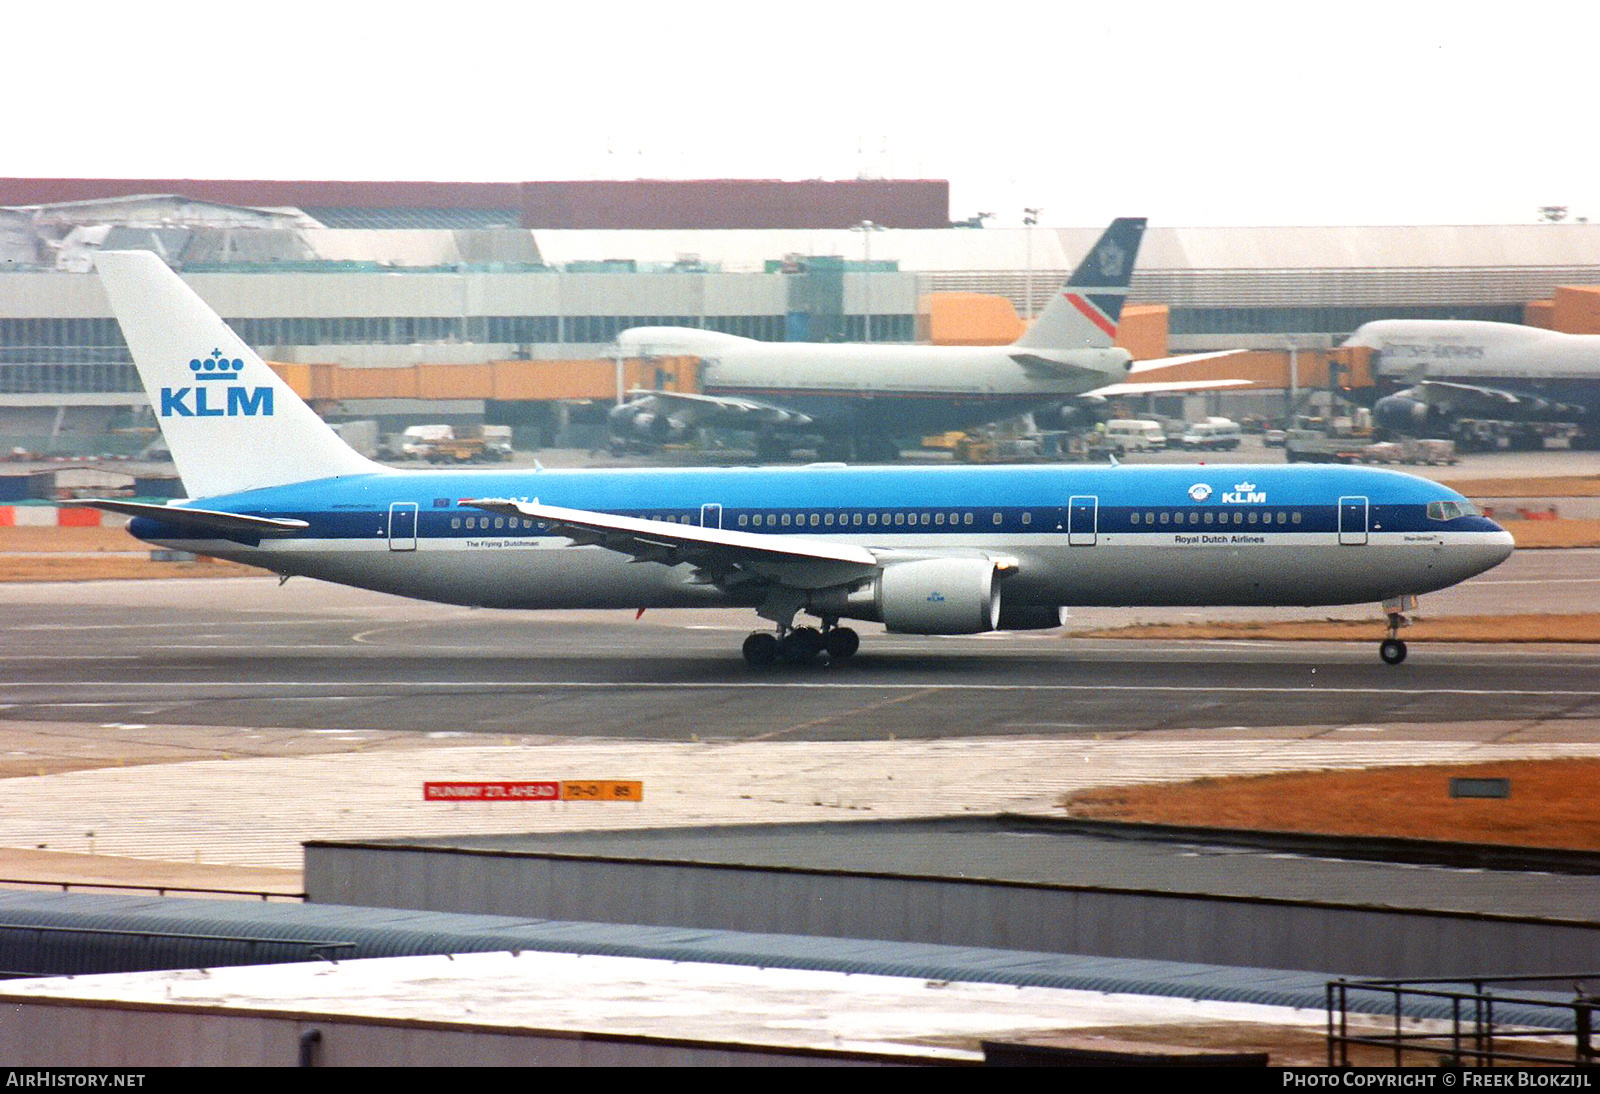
[5,177,1600,451]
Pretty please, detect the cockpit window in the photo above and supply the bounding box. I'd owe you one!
[1427,500,1478,521]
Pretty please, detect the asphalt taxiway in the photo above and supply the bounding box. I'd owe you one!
[1,562,1597,740]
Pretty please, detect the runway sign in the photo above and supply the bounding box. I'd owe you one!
[561,780,644,802]
[423,780,642,802]
[424,781,559,802]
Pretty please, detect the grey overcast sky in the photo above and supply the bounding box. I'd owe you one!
[17,1,1598,226]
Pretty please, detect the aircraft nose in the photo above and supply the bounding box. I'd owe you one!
[1488,523,1516,565]
[1467,522,1516,577]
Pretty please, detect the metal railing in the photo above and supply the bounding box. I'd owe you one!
[1328,974,1600,1067]
[0,877,304,901]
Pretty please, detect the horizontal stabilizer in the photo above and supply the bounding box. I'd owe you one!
[62,499,309,537]
[1083,378,1254,397]
[1127,350,1247,375]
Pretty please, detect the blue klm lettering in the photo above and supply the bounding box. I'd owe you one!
[158,387,274,418]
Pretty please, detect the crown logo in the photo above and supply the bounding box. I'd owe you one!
[1097,242,1127,279]
[189,349,245,382]
[1234,481,1256,493]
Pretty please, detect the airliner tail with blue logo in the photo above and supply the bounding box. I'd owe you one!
[75,251,1515,666]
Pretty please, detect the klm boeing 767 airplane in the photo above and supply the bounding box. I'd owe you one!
[74,251,1514,667]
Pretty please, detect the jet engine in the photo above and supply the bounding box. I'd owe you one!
[876,558,1002,634]
[1373,393,1436,433]
[607,403,691,443]
[1033,396,1109,432]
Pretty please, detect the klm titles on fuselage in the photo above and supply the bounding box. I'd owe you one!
[159,351,274,418]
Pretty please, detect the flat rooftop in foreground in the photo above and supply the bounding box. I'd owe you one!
[0,948,1331,1065]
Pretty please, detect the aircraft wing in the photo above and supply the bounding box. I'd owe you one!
[465,498,879,590]
[621,388,814,428]
[1391,380,1585,420]
[60,499,310,537]
[1402,380,1530,408]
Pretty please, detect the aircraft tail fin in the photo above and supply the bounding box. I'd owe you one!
[94,251,379,499]
[1013,217,1146,351]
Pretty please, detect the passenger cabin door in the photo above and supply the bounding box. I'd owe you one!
[387,502,418,552]
[1338,495,1369,546]
[1068,495,1098,546]
[699,503,723,529]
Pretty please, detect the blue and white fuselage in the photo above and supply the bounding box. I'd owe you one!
[132,463,1509,613]
[83,250,1513,666]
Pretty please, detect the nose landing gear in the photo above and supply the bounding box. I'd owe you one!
[1379,596,1416,665]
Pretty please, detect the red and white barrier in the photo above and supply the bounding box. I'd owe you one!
[0,506,105,527]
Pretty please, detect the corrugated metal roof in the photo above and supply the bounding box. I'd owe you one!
[340,816,1600,924]
[527,224,1600,274]
[305,208,521,230]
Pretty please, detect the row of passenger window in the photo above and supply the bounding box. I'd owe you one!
[737,511,982,529]
[444,510,996,532]
[1130,510,1303,526]
[452,516,543,530]
[445,508,1315,534]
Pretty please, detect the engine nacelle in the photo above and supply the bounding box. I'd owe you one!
[995,604,1067,630]
[1034,396,1108,432]
[610,408,690,442]
[876,558,1001,634]
[1373,394,1435,432]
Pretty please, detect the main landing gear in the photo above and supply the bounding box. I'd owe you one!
[742,622,860,667]
[1378,595,1417,665]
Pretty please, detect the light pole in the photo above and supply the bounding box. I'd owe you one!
[850,219,885,342]
[1023,207,1042,320]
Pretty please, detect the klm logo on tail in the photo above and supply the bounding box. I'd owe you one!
[159,350,274,418]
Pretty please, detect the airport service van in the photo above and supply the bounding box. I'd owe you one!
[1179,418,1242,451]
[1104,420,1167,452]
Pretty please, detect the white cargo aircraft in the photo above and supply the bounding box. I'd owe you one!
[72,251,1512,667]
[607,218,1245,459]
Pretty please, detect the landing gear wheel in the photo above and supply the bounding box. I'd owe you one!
[742,632,779,667]
[1379,638,1407,665]
[779,627,824,664]
[824,626,860,660]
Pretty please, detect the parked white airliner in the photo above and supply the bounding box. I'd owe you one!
[74,251,1513,666]
[607,218,1244,459]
